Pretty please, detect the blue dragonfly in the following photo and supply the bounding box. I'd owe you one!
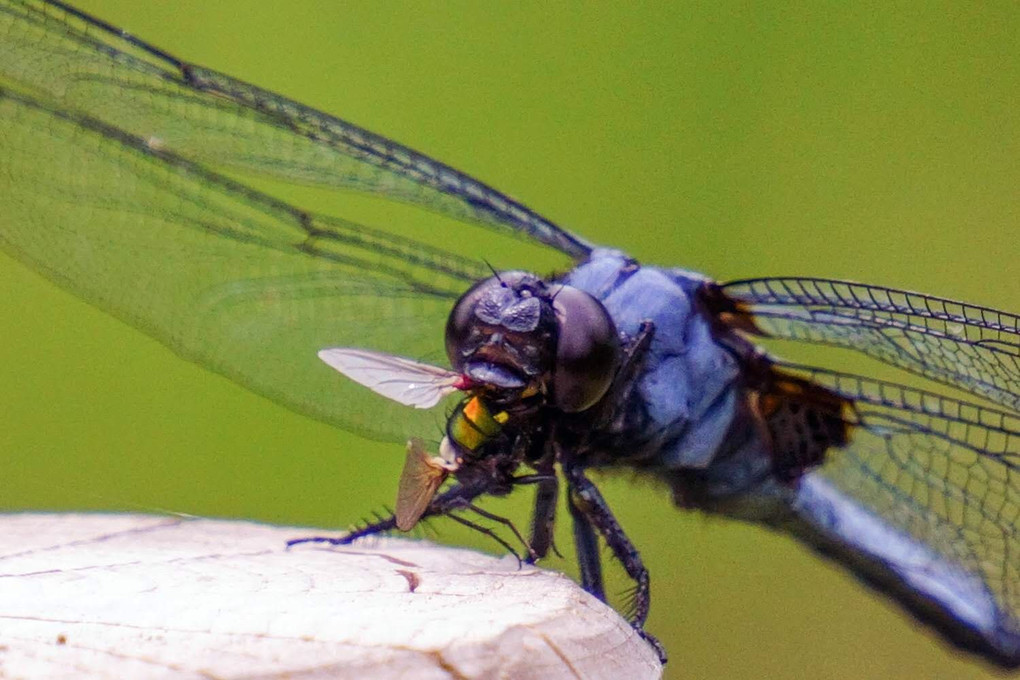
[1,0,1018,666]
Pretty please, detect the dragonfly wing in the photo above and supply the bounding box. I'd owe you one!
[721,278,1020,411]
[773,363,1020,663]
[0,1,585,442]
[318,348,461,409]
[0,87,472,442]
[0,0,591,260]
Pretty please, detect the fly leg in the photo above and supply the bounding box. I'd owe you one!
[562,462,667,663]
[613,320,655,397]
[447,510,527,563]
[465,502,537,562]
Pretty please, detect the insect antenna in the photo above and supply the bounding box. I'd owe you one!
[482,259,512,287]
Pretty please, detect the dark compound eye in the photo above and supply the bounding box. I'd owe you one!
[550,285,620,412]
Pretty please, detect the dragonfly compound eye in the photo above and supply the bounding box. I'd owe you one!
[550,285,620,413]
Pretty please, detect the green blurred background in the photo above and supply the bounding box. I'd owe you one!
[1,2,1018,678]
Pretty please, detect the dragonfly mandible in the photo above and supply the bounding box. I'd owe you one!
[1,0,1018,668]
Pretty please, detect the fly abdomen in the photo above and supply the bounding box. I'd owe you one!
[447,396,509,455]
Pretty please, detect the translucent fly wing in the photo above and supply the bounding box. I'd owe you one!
[0,0,591,260]
[720,278,1020,411]
[0,88,476,443]
[395,438,453,531]
[774,363,1020,664]
[318,348,461,409]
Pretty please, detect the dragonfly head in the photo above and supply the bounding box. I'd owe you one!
[446,271,620,413]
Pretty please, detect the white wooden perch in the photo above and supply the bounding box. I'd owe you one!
[0,513,662,679]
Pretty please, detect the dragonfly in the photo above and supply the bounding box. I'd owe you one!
[2,0,1018,667]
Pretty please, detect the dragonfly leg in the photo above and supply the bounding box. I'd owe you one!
[563,462,666,663]
[583,320,656,431]
[286,514,399,548]
[567,486,606,602]
[525,460,561,561]
[619,321,655,379]
[287,481,483,548]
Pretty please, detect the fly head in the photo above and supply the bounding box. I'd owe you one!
[446,271,621,413]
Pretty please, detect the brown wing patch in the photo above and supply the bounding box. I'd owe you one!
[750,369,854,481]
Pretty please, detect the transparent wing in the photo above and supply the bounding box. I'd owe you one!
[318,348,461,409]
[0,0,591,259]
[780,363,1020,654]
[722,278,1020,411]
[395,438,452,531]
[1,88,477,441]
[0,0,586,442]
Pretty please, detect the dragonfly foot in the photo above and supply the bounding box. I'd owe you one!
[286,534,347,548]
[635,627,668,664]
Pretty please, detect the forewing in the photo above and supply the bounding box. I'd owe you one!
[782,363,1020,647]
[722,278,1020,411]
[0,87,474,442]
[0,1,583,442]
[0,0,591,259]
[318,348,461,409]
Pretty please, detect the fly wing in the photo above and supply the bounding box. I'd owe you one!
[720,278,1020,411]
[318,348,461,409]
[395,438,452,531]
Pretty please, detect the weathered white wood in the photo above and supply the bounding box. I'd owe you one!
[0,513,662,679]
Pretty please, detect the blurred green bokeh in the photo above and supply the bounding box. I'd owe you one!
[1,3,1017,679]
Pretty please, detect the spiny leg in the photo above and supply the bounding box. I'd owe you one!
[563,463,666,663]
[287,481,481,548]
[583,320,655,431]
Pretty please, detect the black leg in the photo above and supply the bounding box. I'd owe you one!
[467,502,537,561]
[447,511,523,562]
[287,481,481,548]
[527,466,559,561]
[621,321,655,375]
[287,514,398,548]
[563,463,666,663]
[567,486,605,602]
[582,321,655,431]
